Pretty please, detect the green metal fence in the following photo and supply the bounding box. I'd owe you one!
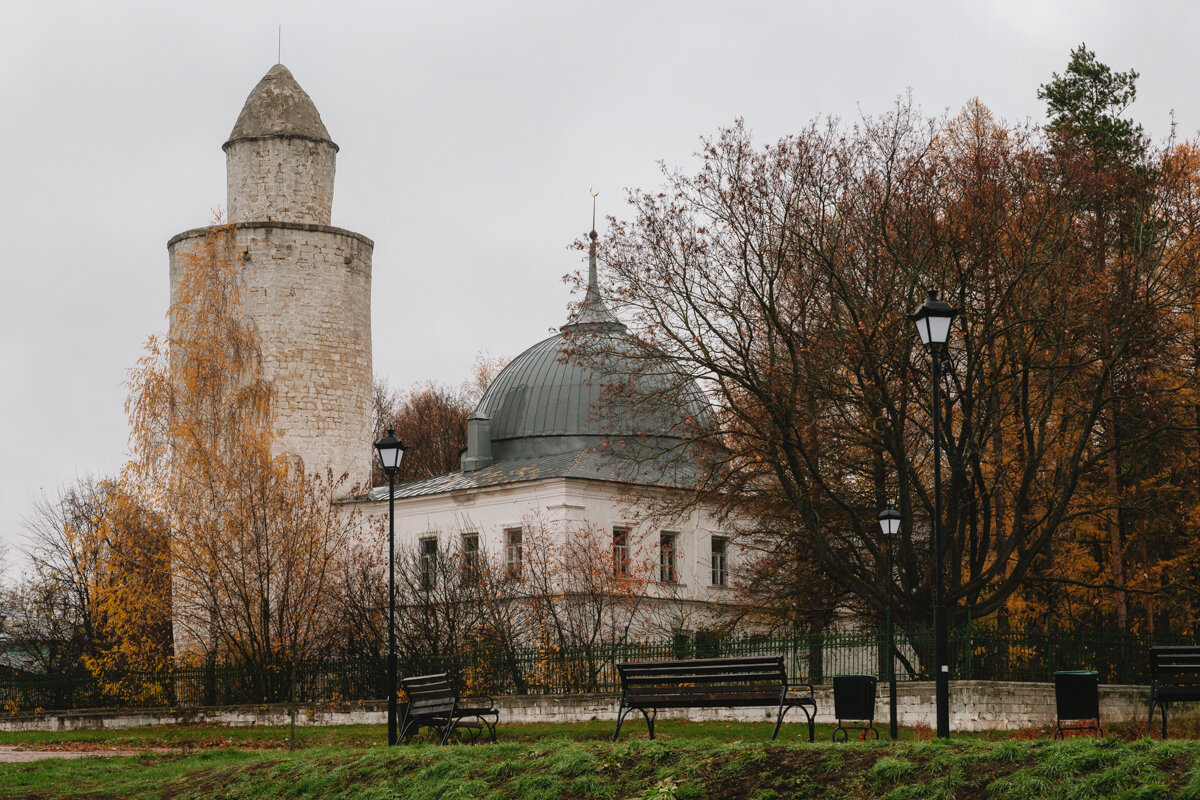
[0,624,1186,712]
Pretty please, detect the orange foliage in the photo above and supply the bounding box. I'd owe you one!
[120,220,357,668]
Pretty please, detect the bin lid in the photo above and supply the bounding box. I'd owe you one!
[1054,670,1098,676]
[833,674,878,679]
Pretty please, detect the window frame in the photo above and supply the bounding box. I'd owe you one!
[504,527,523,580]
[419,536,438,591]
[461,532,480,577]
[612,526,630,578]
[659,532,679,584]
[710,536,728,587]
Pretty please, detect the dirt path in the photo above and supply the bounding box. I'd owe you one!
[0,746,142,763]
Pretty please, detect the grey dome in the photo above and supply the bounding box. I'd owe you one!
[224,64,335,149]
[472,327,704,462]
[459,228,708,470]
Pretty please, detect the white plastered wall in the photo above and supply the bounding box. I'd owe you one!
[356,477,743,636]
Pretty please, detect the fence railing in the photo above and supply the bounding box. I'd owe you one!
[0,624,1186,712]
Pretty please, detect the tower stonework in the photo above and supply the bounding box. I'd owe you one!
[168,64,373,492]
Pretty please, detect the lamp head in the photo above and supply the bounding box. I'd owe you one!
[908,288,957,348]
[877,505,901,536]
[374,428,407,476]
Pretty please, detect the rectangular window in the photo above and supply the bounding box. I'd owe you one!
[659,533,679,583]
[711,537,728,587]
[420,537,438,591]
[461,532,480,577]
[612,527,630,577]
[504,528,523,580]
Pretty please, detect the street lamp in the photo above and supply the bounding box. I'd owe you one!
[374,428,407,746]
[877,505,901,741]
[908,287,957,740]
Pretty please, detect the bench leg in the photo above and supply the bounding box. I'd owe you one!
[439,717,456,746]
[772,701,815,742]
[611,708,656,741]
[1161,702,1169,740]
[772,699,787,741]
[782,704,815,743]
[643,708,656,740]
[612,706,630,743]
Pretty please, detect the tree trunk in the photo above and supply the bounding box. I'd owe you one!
[1105,404,1128,631]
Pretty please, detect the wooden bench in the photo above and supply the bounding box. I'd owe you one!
[612,656,816,742]
[1146,646,1200,738]
[399,673,498,745]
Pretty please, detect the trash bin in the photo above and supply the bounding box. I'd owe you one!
[1053,670,1102,738]
[832,674,878,741]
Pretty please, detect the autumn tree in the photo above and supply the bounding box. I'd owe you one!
[15,478,114,674]
[124,220,358,678]
[587,95,1200,639]
[1021,45,1200,636]
[371,352,507,486]
[13,475,171,703]
[518,514,655,689]
[370,380,471,485]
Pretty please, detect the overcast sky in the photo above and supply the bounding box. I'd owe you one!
[1,0,1196,576]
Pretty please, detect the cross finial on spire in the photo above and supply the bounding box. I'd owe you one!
[589,188,599,238]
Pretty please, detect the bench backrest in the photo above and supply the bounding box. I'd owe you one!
[617,656,787,704]
[401,673,456,716]
[1150,646,1200,693]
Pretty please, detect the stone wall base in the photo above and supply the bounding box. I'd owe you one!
[0,681,1155,734]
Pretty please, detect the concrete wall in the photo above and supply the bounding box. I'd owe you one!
[0,682,1153,734]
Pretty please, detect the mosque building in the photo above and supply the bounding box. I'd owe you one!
[172,63,744,643]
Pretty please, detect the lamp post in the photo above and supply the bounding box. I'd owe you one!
[374,428,407,746]
[877,505,901,741]
[908,287,957,740]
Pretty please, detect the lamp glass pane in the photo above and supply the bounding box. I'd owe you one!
[927,315,952,345]
[915,317,932,346]
[378,445,404,469]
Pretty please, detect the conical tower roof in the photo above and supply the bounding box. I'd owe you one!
[224,64,336,150]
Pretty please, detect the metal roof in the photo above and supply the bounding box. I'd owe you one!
[471,328,706,461]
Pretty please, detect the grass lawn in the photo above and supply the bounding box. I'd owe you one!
[0,720,1198,799]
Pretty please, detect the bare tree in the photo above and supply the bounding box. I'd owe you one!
[584,104,1200,636]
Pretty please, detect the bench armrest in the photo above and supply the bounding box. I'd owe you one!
[458,695,496,710]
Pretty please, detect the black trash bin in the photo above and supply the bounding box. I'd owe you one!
[832,674,879,741]
[1053,670,1102,738]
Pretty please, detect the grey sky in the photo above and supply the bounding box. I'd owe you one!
[0,0,1193,575]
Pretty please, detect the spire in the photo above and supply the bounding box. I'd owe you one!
[562,192,625,333]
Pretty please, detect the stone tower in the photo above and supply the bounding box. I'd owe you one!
[167,64,373,492]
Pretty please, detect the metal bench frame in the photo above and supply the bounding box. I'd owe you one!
[612,656,816,742]
[399,673,498,745]
[1146,646,1200,739]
